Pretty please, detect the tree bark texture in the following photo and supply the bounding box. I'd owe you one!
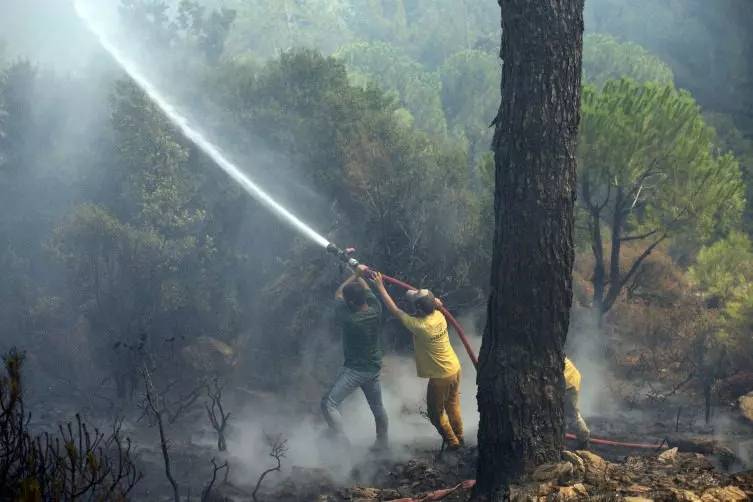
[474,1,584,500]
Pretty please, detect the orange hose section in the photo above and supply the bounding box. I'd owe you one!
[387,480,476,502]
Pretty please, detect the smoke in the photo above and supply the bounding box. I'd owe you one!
[220,308,484,489]
[189,303,632,490]
[0,0,100,71]
[566,307,618,418]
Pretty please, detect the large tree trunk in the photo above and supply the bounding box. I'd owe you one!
[473,1,584,500]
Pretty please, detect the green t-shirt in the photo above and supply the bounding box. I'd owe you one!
[335,291,383,372]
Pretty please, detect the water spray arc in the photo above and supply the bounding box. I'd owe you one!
[74,0,329,249]
[75,0,482,367]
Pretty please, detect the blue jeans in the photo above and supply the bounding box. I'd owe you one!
[321,366,389,445]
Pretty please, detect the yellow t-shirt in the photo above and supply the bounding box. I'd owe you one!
[399,310,461,378]
[564,357,581,392]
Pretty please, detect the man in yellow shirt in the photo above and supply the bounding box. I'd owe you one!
[564,357,590,449]
[371,273,464,450]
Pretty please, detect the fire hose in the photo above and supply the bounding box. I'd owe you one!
[326,243,666,452]
[327,243,478,368]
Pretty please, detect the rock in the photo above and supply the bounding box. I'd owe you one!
[509,482,546,501]
[624,484,652,495]
[700,486,747,501]
[670,488,703,502]
[531,462,575,483]
[556,483,588,499]
[576,450,607,473]
[349,486,382,501]
[577,450,609,484]
[623,498,654,502]
[659,447,679,464]
[536,481,555,496]
[562,450,585,476]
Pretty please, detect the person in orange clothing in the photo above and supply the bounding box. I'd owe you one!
[371,272,464,450]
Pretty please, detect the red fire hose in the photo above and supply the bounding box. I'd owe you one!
[565,433,666,449]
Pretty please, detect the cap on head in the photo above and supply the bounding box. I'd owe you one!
[406,288,436,315]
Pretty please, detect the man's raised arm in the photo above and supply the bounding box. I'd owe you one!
[371,272,404,318]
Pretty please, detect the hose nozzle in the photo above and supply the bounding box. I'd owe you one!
[326,242,359,268]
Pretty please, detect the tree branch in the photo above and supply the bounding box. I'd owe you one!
[603,234,667,313]
[621,228,660,242]
[141,365,180,502]
[252,434,288,502]
[201,457,228,502]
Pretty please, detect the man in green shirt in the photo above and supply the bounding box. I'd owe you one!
[321,267,389,450]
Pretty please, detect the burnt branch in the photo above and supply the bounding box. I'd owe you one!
[166,383,204,424]
[205,378,231,451]
[141,364,180,502]
[252,434,288,502]
[201,457,229,502]
[0,350,141,500]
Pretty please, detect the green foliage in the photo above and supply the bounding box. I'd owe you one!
[689,231,753,303]
[49,79,250,390]
[335,41,447,137]
[175,0,237,63]
[333,43,498,155]
[723,285,753,331]
[194,49,492,381]
[583,34,674,87]
[217,49,488,285]
[705,112,753,234]
[120,0,236,64]
[111,79,206,233]
[51,203,165,325]
[7,0,752,386]
[345,0,498,67]
[578,78,744,315]
[225,0,353,60]
[119,0,174,49]
[438,50,498,159]
[690,231,753,365]
[579,79,743,244]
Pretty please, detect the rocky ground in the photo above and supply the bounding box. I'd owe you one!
[257,445,753,502]
[27,387,753,501]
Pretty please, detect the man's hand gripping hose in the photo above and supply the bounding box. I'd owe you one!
[326,243,478,368]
